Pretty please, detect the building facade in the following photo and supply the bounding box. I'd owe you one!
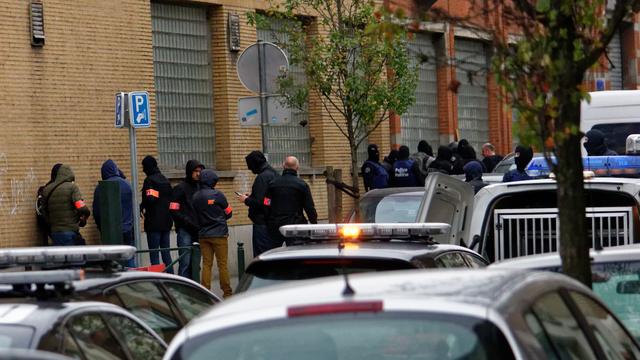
[1,0,638,248]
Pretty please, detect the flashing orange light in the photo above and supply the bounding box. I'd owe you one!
[343,243,360,250]
[340,225,361,239]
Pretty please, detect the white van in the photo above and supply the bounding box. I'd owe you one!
[581,90,640,155]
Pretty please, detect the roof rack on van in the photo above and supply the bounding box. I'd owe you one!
[0,245,136,270]
[279,223,451,241]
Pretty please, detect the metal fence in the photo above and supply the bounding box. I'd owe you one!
[494,207,634,261]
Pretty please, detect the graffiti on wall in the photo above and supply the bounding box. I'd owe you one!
[0,153,38,216]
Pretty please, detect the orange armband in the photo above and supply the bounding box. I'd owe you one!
[146,189,160,198]
[74,200,86,209]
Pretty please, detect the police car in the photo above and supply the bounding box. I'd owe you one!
[491,244,640,341]
[166,269,640,360]
[236,223,487,293]
[0,246,220,342]
[0,269,166,360]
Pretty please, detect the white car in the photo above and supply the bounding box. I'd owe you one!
[491,244,640,340]
[164,269,640,360]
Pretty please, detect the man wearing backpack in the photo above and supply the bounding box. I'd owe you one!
[410,140,435,186]
[361,144,389,192]
[42,164,91,246]
[36,163,62,246]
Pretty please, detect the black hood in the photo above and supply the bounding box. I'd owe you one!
[514,145,534,171]
[398,146,410,160]
[367,144,380,162]
[436,146,453,161]
[245,151,267,174]
[142,155,159,176]
[418,140,433,156]
[185,160,204,183]
[584,129,608,156]
[384,150,399,164]
[459,145,477,161]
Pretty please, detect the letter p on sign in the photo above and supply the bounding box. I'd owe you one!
[128,91,151,128]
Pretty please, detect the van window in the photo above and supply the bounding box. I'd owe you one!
[592,123,640,155]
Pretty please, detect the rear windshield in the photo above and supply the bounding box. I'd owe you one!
[236,258,413,292]
[0,325,34,349]
[357,195,423,223]
[592,123,640,155]
[177,312,515,360]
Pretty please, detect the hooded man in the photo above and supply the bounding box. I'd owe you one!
[93,160,135,266]
[140,155,173,273]
[464,161,488,194]
[392,146,421,187]
[382,149,399,179]
[238,151,278,257]
[503,145,534,182]
[37,163,63,245]
[410,140,435,183]
[170,159,204,278]
[43,164,90,246]
[361,144,389,192]
[193,169,233,297]
[428,146,454,174]
[584,129,618,156]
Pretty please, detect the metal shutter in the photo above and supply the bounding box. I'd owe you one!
[401,33,439,151]
[257,18,312,167]
[455,38,489,153]
[152,3,215,168]
[608,31,623,90]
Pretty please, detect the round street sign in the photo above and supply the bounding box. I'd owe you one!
[237,41,288,94]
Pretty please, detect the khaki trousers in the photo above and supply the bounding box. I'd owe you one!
[200,236,232,298]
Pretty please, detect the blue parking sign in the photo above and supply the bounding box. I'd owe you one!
[115,92,125,128]
[128,91,151,128]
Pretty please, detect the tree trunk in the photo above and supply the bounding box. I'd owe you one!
[350,144,360,218]
[556,98,592,288]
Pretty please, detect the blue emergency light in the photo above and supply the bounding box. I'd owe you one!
[526,156,640,177]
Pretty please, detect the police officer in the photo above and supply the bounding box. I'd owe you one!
[503,145,534,182]
[264,156,318,248]
[361,144,388,192]
[392,146,421,187]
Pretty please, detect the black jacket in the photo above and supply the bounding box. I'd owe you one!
[264,169,318,231]
[140,158,173,232]
[170,160,203,236]
[193,187,232,238]
[482,155,503,173]
[245,163,278,225]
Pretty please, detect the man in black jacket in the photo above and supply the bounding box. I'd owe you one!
[170,159,204,278]
[237,151,278,257]
[264,156,318,248]
[193,170,232,298]
[140,155,174,273]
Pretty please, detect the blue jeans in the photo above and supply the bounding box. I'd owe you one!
[50,231,77,246]
[147,231,173,274]
[252,224,273,257]
[177,228,194,279]
[122,231,137,268]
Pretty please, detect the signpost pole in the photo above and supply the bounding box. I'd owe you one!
[257,40,269,161]
[125,96,142,266]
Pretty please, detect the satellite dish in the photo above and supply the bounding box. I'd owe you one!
[237,41,289,94]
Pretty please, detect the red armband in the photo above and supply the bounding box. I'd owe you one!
[207,199,215,205]
[74,200,86,209]
[169,202,180,210]
[263,197,271,206]
[224,206,232,215]
[146,189,160,198]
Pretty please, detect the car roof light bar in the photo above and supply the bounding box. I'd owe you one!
[0,245,136,268]
[279,223,451,240]
[0,269,83,286]
[527,155,640,176]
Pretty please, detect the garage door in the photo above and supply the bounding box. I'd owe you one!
[401,33,439,151]
[455,38,489,153]
[608,31,623,90]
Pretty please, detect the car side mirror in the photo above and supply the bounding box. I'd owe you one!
[616,280,640,294]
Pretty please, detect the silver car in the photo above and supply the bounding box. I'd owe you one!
[165,269,640,360]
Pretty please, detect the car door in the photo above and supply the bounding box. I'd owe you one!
[160,281,218,323]
[103,281,183,342]
[417,173,475,246]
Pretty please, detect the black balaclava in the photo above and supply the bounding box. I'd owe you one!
[142,155,159,176]
[583,129,607,156]
[436,146,453,161]
[398,146,410,160]
[367,144,380,162]
[384,150,399,164]
[514,145,534,171]
[245,151,267,175]
[418,140,433,156]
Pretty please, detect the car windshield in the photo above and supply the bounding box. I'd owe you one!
[541,260,640,341]
[493,156,515,174]
[592,123,640,155]
[236,258,413,292]
[357,194,423,223]
[0,325,34,349]
[179,312,515,360]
